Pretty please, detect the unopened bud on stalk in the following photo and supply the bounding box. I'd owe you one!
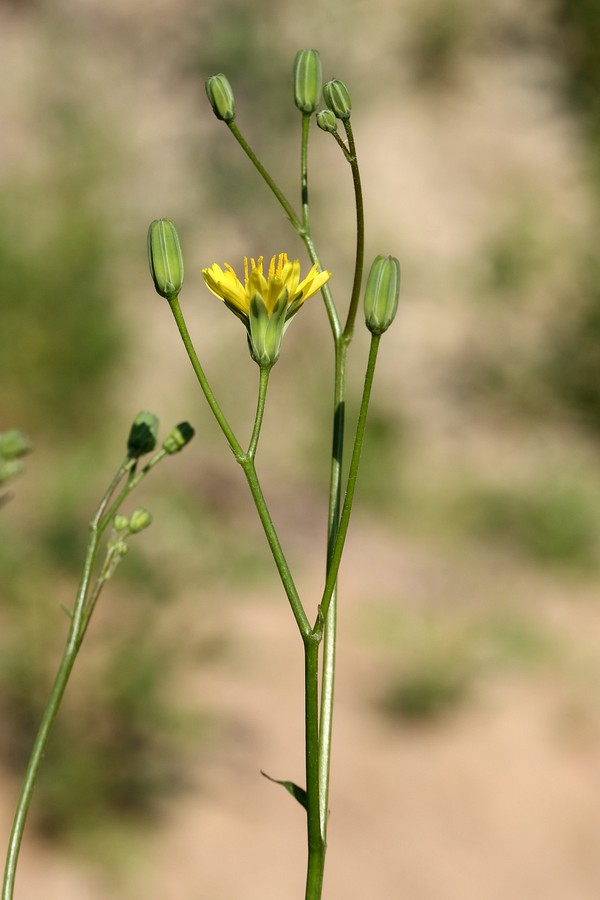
[323,79,352,121]
[114,514,129,532]
[364,255,400,335]
[127,411,159,459]
[293,49,322,113]
[147,219,184,300]
[129,508,153,534]
[205,73,236,122]
[163,421,195,455]
[316,109,338,133]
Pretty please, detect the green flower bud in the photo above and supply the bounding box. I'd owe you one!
[129,508,153,534]
[248,288,290,368]
[127,411,159,459]
[293,49,322,114]
[162,421,195,455]
[114,514,129,532]
[147,219,184,300]
[323,79,352,121]
[205,73,236,123]
[316,109,338,133]
[0,429,31,460]
[364,255,400,336]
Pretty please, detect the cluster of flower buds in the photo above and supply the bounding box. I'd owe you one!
[127,412,195,459]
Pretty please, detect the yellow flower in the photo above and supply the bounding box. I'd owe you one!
[202,253,331,367]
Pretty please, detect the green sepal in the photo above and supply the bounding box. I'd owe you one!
[260,770,308,811]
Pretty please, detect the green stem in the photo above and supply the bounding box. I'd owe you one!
[2,644,79,900]
[228,122,302,231]
[317,334,381,627]
[168,294,244,460]
[301,113,311,231]
[318,340,347,834]
[342,121,365,339]
[241,458,311,638]
[247,367,270,460]
[228,120,341,339]
[2,459,131,900]
[304,635,326,900]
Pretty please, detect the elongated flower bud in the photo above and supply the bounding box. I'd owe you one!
[147,219,184,300]
[323,79,352,121]
[316,109,338,133]
[364,255,400,335]
[163,421,195,454]
[127,411,159,458]
[205,73,236,122]
[293,49,322,113]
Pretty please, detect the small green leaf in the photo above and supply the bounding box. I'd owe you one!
[260,770,308,811]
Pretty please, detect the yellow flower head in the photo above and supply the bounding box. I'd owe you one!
[201,253,331,367]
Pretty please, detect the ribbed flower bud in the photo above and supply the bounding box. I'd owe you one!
[248,288,290,368]
[293,49,322,113]
[127,411,159,459]
[162,421,195,455]
[316,109,338,133]
[0,429,31,460]
[129,508,153,534]
[323,79,352,120]
[364,255,400,335]
[205,73,236,122]
[147,219,184,300]
[114,514,129,532]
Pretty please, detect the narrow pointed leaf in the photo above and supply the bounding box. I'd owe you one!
[260,770,308,811]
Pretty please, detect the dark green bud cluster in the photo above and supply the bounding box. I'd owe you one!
[364,255,400,335]
[162,421,195,455]
[127,411,159,459]
[147,219,184,300]
[293,49,322,113]
[316,109,338,133]
[323,79,352,121]
[205,73,236,122]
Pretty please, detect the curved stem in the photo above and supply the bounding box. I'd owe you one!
[228,122,302,231]
[168,295,244,460]
[317,334,381,627]
[342,121,365,340]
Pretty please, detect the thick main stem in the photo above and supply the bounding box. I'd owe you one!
[304,636,325,900]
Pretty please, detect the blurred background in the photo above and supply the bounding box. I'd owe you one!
[2,0,600,897]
